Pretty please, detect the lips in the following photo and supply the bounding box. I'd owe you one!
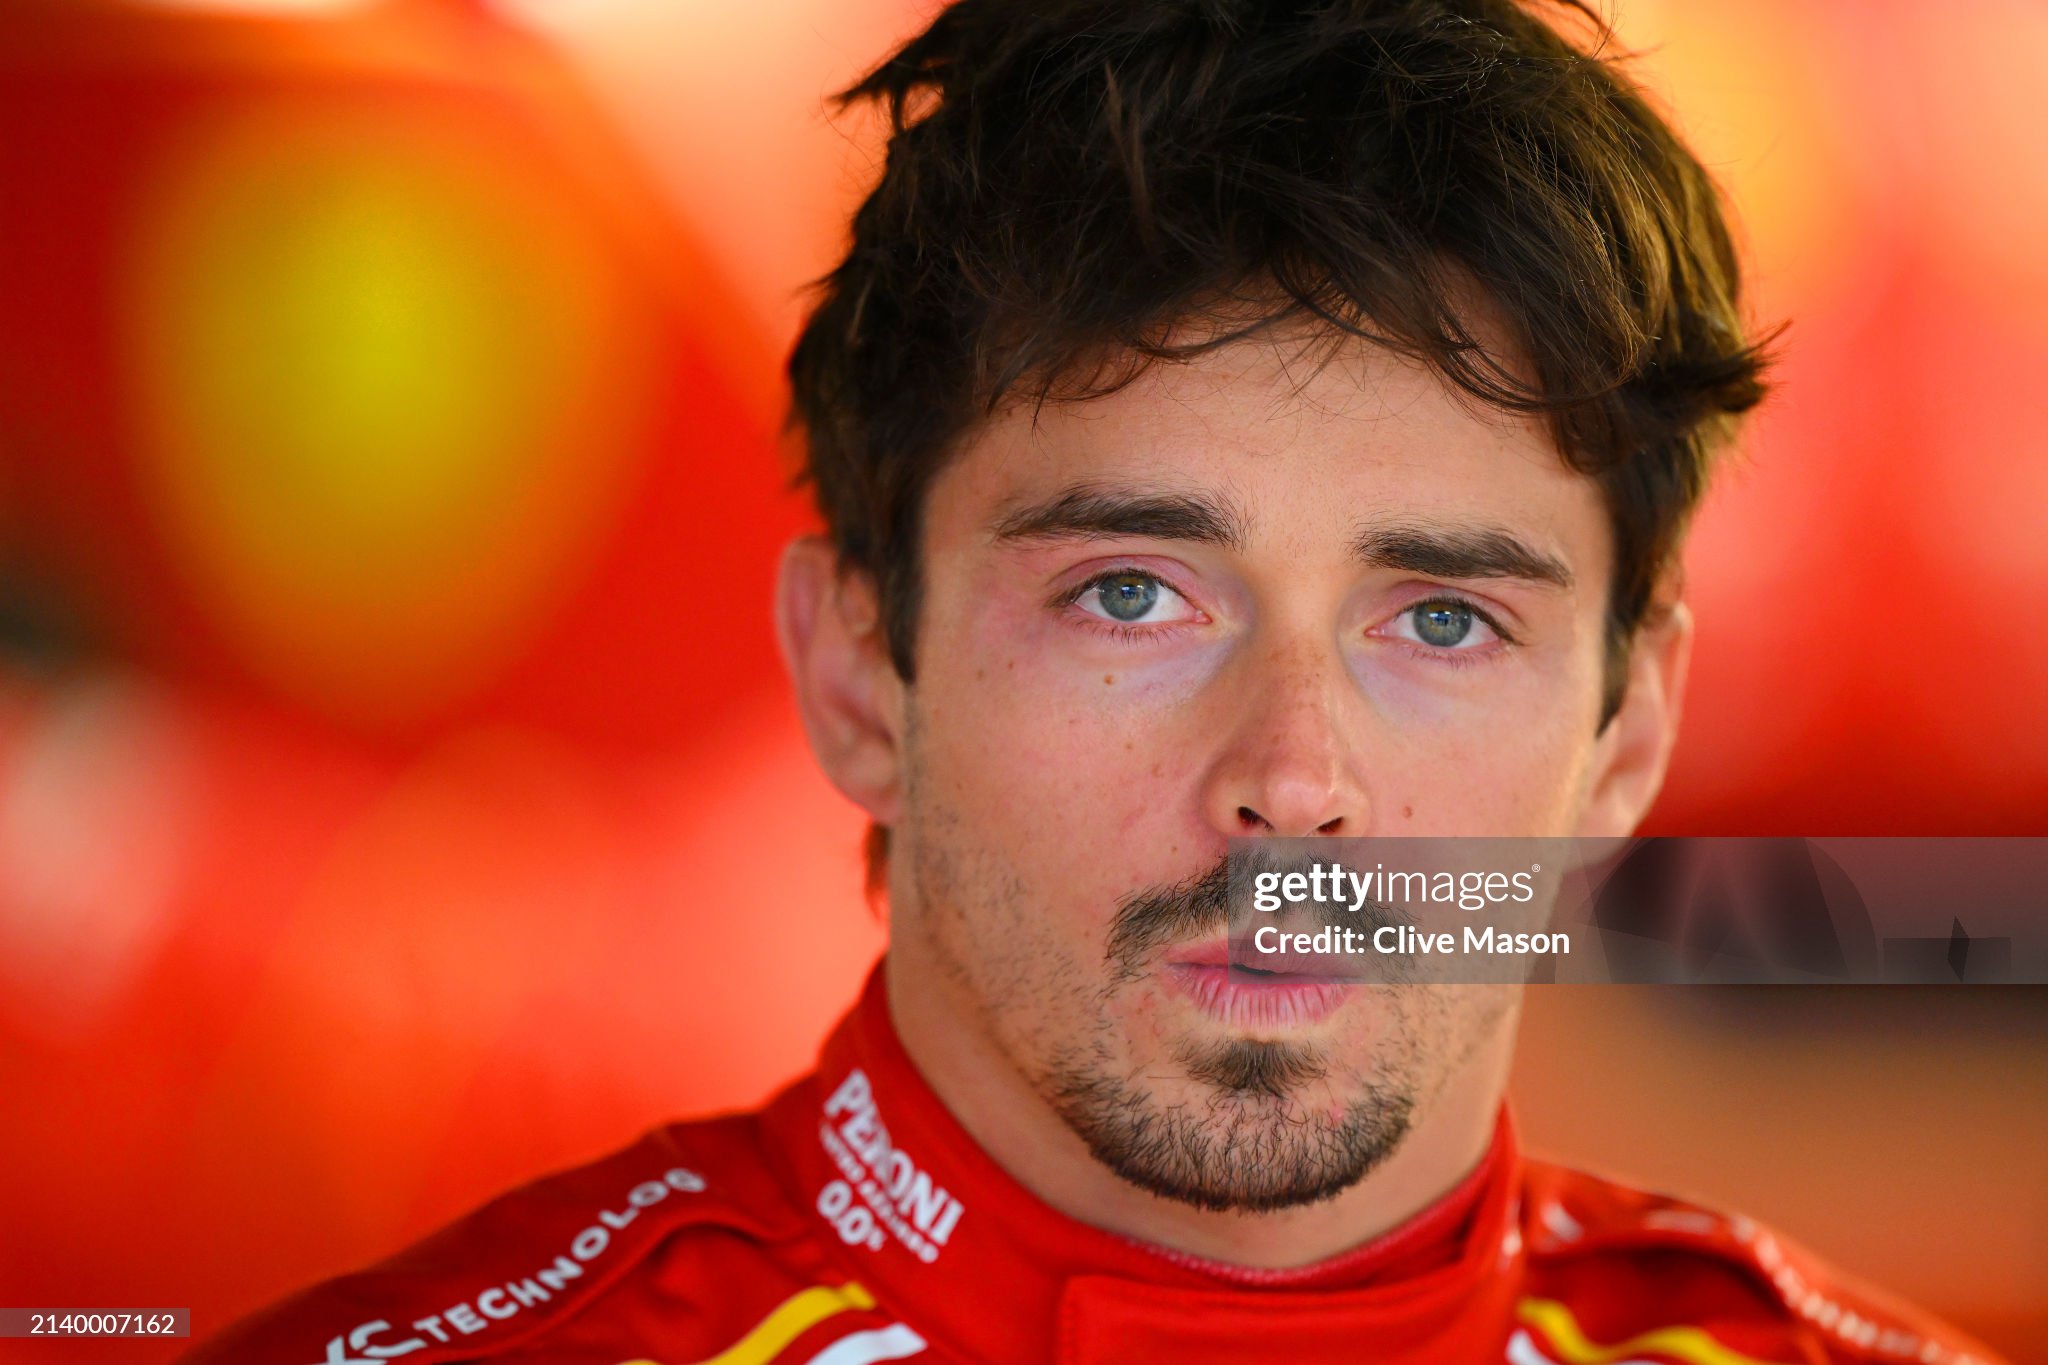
[1163,961,1356,1028]
[1168,938,1234,969]
[1159,937,1361,1029]
[1167,936,1360,980]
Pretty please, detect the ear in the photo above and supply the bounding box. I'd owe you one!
[1576,600,1693,838]
[775,536,906,824]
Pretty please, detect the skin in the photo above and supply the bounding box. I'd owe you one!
[776,325,1691,1267]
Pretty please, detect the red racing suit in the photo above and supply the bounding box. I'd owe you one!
[186,968,2008,1365]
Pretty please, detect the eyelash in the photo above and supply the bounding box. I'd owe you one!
[1392,593,1523,671]
[1394,595,1521,659]
[1052,566,1204,640]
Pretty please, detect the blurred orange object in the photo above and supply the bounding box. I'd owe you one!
[0,0,798,746]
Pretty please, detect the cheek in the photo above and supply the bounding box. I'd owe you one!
[948,577,1187,761]
[906,607,1213,935]
[921,647,1196,846]
[1363,666,1601,832]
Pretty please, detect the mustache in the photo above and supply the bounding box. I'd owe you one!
[1105,847,1409,982]
[1106,859,1232,983]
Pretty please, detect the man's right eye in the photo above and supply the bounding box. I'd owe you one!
[1072,571,1196,626]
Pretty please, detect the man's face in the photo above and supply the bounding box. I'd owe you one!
[820,330,1675,1212]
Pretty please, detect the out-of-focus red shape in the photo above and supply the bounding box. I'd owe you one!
[0,1,883,1358]
[0,0,2043,1361]
[1607,0,2048,837]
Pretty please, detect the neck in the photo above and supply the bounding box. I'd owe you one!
[884,938,1517,1270]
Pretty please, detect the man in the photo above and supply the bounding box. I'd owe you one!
[187,1,2007,1362]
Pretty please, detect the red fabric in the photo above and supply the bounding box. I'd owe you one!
[185,966,2009,1365]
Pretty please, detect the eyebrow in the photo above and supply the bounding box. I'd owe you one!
[1351,523,1574,590]
[992,485,1248,550]
[989,486,1572,590]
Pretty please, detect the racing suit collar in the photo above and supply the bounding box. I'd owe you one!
[764,963,1526,1363]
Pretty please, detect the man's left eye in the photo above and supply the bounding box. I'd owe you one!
[1386,600,1501,649]
[1075,571,1194,626]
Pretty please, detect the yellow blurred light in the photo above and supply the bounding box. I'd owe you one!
[122,102,654,729]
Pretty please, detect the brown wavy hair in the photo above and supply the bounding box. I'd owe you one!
[787,0,1774,848]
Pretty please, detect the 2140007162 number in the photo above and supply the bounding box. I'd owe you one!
[0,1309,190,1337]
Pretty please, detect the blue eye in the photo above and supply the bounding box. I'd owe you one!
[1095,572,1161,622]
[1411,601,1473,647]
[1068,569,1197,629]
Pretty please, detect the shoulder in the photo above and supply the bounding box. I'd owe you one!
[1515,1158,2010,1365]
[184,1111,854,1364]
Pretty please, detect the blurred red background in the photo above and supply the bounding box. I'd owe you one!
[0,0,2042,1358]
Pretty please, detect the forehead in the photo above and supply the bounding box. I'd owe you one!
[928,331,1611,577]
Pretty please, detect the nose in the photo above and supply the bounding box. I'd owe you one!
[1200,630,1371,839]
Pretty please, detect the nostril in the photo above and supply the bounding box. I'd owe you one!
[1237,806,1267,831]
[1316,817,1344,835]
